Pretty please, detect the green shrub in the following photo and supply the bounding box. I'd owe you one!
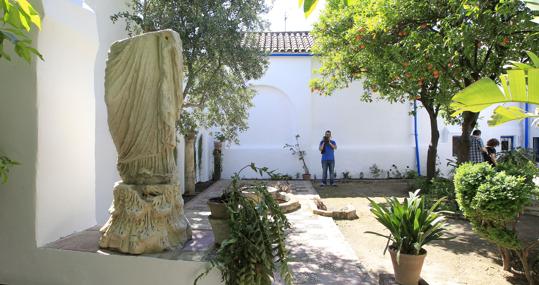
[497,148,538,185]
[410,177,459,213]
[454,162,534,249]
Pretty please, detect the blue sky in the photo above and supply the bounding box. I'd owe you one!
[263,0,326,31]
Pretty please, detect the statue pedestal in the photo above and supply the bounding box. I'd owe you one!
[99,182,192,254]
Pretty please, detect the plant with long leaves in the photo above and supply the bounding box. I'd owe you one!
[195,163,293,285]
[366,190,450,256]
[283,134,309,175]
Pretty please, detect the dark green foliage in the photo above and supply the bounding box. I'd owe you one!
[197,135,203,172]
[367,190,450,255]
[196,164,292,285]
[0,154,19,184]
[212,149,222,182]
[411,177,459,213]
[113,0,269,142]
[497,148,539,185]
[454,163,535,249]
[269,172,292,181]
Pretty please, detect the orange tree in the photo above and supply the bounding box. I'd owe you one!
[311,0,458,179]
[311,0,538,168]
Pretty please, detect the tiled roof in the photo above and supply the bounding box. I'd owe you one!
[248,31,313,54]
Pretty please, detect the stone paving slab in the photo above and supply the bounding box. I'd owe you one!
[182,180,375,284]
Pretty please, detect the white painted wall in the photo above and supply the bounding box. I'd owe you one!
[223,55,531,179]
[0,1,221,284]
[36,0,99,246]
[87,0,127,224]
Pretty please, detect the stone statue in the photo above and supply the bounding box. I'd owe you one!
[99,30,192,254]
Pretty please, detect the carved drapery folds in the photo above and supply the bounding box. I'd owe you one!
[99,30,191,254]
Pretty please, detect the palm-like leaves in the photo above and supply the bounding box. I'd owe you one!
[366,190,449,255]
[451,51,539,126]
[451,0,539,126]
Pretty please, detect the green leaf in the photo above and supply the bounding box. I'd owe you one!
[506,69,527,101]
[487,106,539,126]
[508,61,533,70]
[25,3,41,30]
[303,0,319,17]
[527,51,539,68]
[18,11,30,31]
[451,78,506,115]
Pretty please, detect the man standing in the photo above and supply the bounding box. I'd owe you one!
[319,130,337,186]
[469,130,487,163]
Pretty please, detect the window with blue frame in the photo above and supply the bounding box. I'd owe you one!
[500,136,514,152]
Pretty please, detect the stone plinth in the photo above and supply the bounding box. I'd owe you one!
[99,182,192,254]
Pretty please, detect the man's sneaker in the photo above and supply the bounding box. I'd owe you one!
[320,183,326,187]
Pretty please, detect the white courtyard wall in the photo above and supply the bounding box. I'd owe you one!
[35,0,99,247]
[88,0,127,224]
[222,56,531,179]
[0,1,220,284]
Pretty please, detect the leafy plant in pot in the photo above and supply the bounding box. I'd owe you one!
[197,163,293,285]
[284,134,310,180]
[366,190,450,285]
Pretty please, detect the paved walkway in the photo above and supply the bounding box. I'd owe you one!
[44,179,375,284]
[184,180,375,285]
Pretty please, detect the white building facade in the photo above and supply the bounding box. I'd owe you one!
[221,31,537,179]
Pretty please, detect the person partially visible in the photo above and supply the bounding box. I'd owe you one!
[319,130,337,187]
[469,130,488,163]
[483,138,500,166]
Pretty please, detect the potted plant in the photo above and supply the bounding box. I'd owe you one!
[197,164,293,285]
[366,190,449,285]
[284,134,310,180]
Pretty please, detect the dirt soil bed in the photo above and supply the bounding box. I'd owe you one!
[314,180,538,285]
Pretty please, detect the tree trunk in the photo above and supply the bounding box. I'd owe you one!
[425,105,440,181]
[184,132,196,196]
[516,249,534,285]
[457,111,479,164]
[498,246,512,272]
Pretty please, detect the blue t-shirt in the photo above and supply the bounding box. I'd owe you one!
[320,140,336,161]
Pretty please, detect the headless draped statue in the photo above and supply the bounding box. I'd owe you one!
[106,29,182,184]
[99,30,191,254]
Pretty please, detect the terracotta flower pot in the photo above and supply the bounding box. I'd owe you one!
[207,198,229,219]
[208,215,230,245]
[302,173,311,180]
[389,248,426,285]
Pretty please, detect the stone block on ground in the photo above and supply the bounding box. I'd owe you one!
[313,204,359,220]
